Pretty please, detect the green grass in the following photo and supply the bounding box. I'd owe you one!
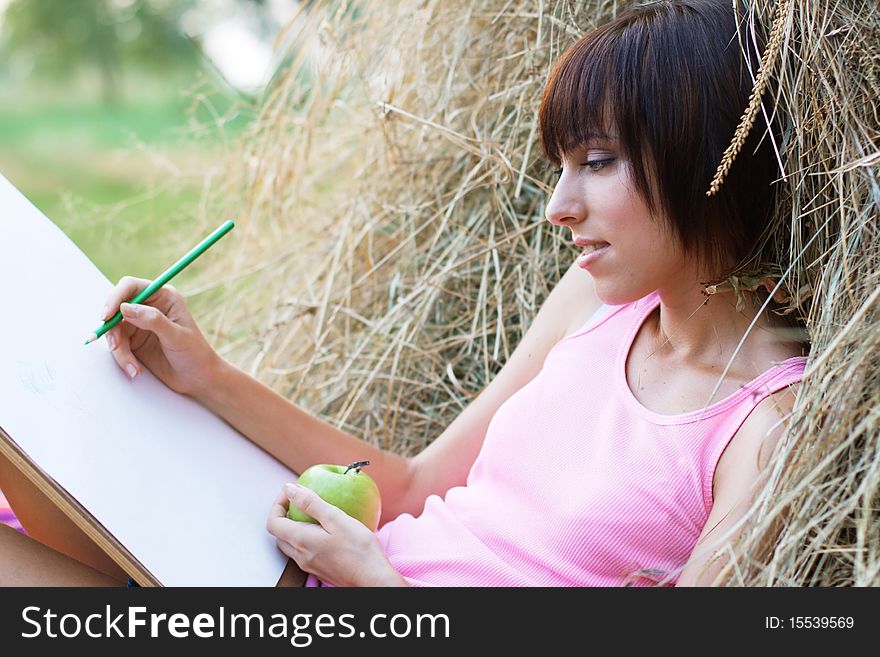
[0,96,189,148]
[0,69,254,283]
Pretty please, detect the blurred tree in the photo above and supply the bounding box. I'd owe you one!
[2,0,199,104]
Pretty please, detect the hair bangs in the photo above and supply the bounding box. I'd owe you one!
[539,21,661,216]
[538,29,621,166]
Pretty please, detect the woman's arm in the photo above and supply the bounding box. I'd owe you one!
[195,360,414,528]
[198,260,598,527]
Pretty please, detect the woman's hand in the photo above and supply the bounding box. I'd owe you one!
[267,484,409,587]
[100,276,222,397]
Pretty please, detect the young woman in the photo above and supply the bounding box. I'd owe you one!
[0,0,807,587]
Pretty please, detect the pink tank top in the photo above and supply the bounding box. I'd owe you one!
[306,290,807,587]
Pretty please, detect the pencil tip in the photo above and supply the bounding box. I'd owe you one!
[84,335,96,345]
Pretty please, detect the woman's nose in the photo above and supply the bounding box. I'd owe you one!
[545,176,586,228]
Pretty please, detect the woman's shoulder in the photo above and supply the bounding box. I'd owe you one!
[555,264,605,339]
[754,317,810,368]
[561,283,653,340]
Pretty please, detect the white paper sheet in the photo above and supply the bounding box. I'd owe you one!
[0,173,295,586]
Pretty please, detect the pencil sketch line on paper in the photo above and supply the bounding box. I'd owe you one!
[70,389,88,414]
[16,360,56,394]
[13,359,92,418]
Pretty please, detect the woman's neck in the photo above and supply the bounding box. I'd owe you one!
[647,285,797,366]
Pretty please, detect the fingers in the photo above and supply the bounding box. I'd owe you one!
[267,486,335,536]
[267,488,300,538]
[103,298,184,380]
[267,488,325,549]
[101,276,182,321]
[284,483,344,528]
[105,326,142,379]
[274,538,298,562]
[119,301,186,349]
[100,276,194,380]
[268,489,291,525]
[101,276,151,321]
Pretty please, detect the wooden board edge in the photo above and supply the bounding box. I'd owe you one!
[0,424,161,587]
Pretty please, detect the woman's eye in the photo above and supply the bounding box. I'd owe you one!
[582,158,614,173]
[550,158,613,182]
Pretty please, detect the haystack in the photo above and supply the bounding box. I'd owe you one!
[185,0,879,586]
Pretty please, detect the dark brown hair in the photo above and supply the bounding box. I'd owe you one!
[539,0,779,284]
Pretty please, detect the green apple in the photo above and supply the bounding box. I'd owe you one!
[287,460,382,531]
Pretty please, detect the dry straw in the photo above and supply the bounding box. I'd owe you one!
[706,0,792,197]
[185,0,879,586]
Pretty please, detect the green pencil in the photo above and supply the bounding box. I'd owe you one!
[84,219,235,345]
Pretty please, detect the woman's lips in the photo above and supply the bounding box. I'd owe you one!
[575,243,610,270]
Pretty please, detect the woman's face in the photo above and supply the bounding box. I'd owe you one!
[545,139,691,305]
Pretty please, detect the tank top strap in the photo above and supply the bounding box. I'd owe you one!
[699,356,807,511]
[562,300,631,343]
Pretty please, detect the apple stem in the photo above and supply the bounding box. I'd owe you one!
[345,460,370,475]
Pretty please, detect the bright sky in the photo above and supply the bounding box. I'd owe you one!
[201,20,275,90]
[184,0,302,91]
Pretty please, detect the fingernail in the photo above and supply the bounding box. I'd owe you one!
[284,483,300,497]
[121,303,139,317]
[106,333,116,349]
[102,305,110,320]
[126,364,138,379]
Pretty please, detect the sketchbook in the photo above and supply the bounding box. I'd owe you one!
[0,173,295,586]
